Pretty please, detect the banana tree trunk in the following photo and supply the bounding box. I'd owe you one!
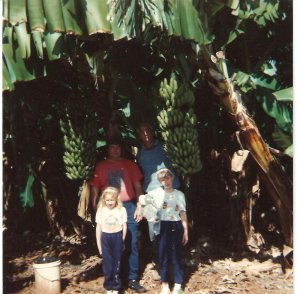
[202,47,293,246]
[39,178,84,238]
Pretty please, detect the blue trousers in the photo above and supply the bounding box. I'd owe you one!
[157,221,184,284]
[122,201,139,281]
[101,231,123,291]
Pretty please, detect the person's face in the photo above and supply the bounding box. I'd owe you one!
[104,194,117,209]
[159,175,173,190]
[138,125,154,146]
[108,144,121,159]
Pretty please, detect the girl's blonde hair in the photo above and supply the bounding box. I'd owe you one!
[98,186,123,209]
[157,168,174,181]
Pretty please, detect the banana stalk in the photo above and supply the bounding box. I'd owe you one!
[202,47,293,246]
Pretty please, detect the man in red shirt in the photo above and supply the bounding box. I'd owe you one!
[90,140,146,293]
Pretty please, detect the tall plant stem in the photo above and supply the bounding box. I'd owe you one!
[201,46,293,246]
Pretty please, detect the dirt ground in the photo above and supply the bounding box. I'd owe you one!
[3,230,293,294]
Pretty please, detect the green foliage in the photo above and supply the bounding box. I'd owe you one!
[19,167,35,209]
[233,68,292,154]
[233,70,292,134]
[272,126,292,157]
[230,0,280,26]
[283,144,293,158]
[2,0,293,239]
[2,0,211,91]
[272,87,293,102]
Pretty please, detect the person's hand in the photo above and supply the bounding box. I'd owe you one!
[182,229,188,245]
[99,246,102,256]
[134,207,143,222]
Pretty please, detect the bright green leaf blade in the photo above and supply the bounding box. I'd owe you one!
[6,0,27,25]
[284,144,293,158]
[32,31,44,58]
[163,2,181,36]
[272,87,293,102]
[19,170,35,209]
[2,26,46,88]
[177,0,210,44]
[81,0,111,35]
[27,0,45,31]
[61,0,83,35]
[227,0,239,10]
[155,67,164,77]
[2,58,15,91]
[44,32,65,60]
[3,34,34,82]
[3,0,9,21]
[251,74,279,91]
[43,0,65,32]
[222,28,244,49]
[256,87,292,133]
[14,22,31,59]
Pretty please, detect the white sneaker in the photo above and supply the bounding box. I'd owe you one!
[171,289,184,294]
[112,291,119,294]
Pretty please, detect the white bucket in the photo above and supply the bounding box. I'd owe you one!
[33,257,61,294]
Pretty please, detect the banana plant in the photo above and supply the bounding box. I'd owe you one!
[2,0,209,91]
[2,0,293,245]
[202,49,292,246]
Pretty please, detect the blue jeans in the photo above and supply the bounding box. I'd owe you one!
[122,201,139,281]
[158,221,184,284]
[101,231,123,291]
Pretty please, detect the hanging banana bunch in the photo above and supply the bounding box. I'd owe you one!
[157,76,202,176]
[60,95,98,180]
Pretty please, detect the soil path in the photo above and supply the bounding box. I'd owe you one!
[3,232,293,293]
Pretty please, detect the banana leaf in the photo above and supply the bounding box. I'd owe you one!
[221,28,244,49]
[43,32,65,60]
[32,31,44,58]
[27,0,45,31]
[203,48,293,246]
[272,126,293,157]
[3,0,27,24]
[272,87,293,102]
[160,2,180,36]
[61,0,83,35]
[258,88,292,133]
[2,0,212,91]
[284,144,293,157]
[42,0,65,32]
[81,0,111,35]
[233,70,292,134]
[177,0,209,44]
[19,168,35,209]
[2,26,45,83]
[14,21,31,59]
[2,57,15,91]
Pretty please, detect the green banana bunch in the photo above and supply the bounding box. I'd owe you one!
[157,76,202,176]
[60,97,98,180]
